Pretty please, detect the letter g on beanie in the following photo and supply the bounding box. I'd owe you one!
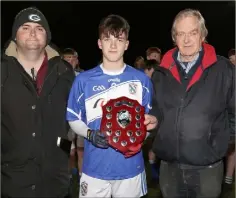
[12,7,51,44]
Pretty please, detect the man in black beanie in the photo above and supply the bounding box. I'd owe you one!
[1,7,75,198]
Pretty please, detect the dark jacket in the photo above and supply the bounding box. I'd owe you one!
[151,43,235,166]
[1,41,75,197]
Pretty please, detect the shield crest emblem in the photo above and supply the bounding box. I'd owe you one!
[129,83,137,94]
[117,110,132,128]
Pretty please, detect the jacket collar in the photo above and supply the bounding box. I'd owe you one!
[160,43,217,70]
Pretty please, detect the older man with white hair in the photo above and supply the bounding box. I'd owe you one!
[150,8,235,198]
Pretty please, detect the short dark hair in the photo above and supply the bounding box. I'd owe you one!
[134,56,144,68]
[143,59,159,70]
[146,47,161,57]
[62,48,78,56]
[98,14,130,39]
[134,56,144,63]
[228,48,235,58]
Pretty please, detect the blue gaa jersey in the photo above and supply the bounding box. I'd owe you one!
[67,64,153,180]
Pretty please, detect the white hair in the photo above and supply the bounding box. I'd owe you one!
[171,8,208,44]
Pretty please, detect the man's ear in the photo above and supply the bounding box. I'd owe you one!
[98,39,102,49]
[125,40,129,50]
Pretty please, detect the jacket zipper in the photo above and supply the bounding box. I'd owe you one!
[21,72,39,97]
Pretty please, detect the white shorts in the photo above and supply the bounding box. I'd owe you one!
[79,171,147,198]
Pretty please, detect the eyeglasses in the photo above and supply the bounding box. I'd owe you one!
[176,30,199,38]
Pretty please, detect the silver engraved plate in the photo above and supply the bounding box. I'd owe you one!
[127,130,133,137]
[106,122,112,129]
[121,140,127,147]
[115,130,121,136]
[135,122,141,128]
[117,110,132,129]
[135,106,141,113]
[106,130,112,136]
[128,101,134,107]
[130,137,136,143]
[106,106,112,112]
[106,113,112,119]
[135,130,142,136]
[113,136,119,143]
[135,114,141,120]
[114,101,122,107]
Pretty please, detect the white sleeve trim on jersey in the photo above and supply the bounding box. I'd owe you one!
[77,93,84,103]
[67,108,81,119]
[147,104,152,110]
[69,120,90,138]
[142,86,150,93]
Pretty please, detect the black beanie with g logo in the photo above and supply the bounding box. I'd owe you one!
[11,7,51,44]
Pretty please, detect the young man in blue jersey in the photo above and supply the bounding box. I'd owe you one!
[66,14,158,197]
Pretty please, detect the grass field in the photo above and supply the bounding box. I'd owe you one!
[70,142,235,198]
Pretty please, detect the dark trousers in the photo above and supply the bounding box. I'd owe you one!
[159,160,224,198]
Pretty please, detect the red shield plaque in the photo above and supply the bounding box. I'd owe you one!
[100,96,146,154]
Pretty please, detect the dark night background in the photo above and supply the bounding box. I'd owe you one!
[1,1,235,70]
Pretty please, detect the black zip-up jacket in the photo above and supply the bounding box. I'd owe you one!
[151,43,235,166]
[1,41,75,197]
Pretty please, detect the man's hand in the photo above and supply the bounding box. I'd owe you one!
[87,129,109,149]
[144,114,158,131]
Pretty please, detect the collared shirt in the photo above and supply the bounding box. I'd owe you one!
[177,47,202,74]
